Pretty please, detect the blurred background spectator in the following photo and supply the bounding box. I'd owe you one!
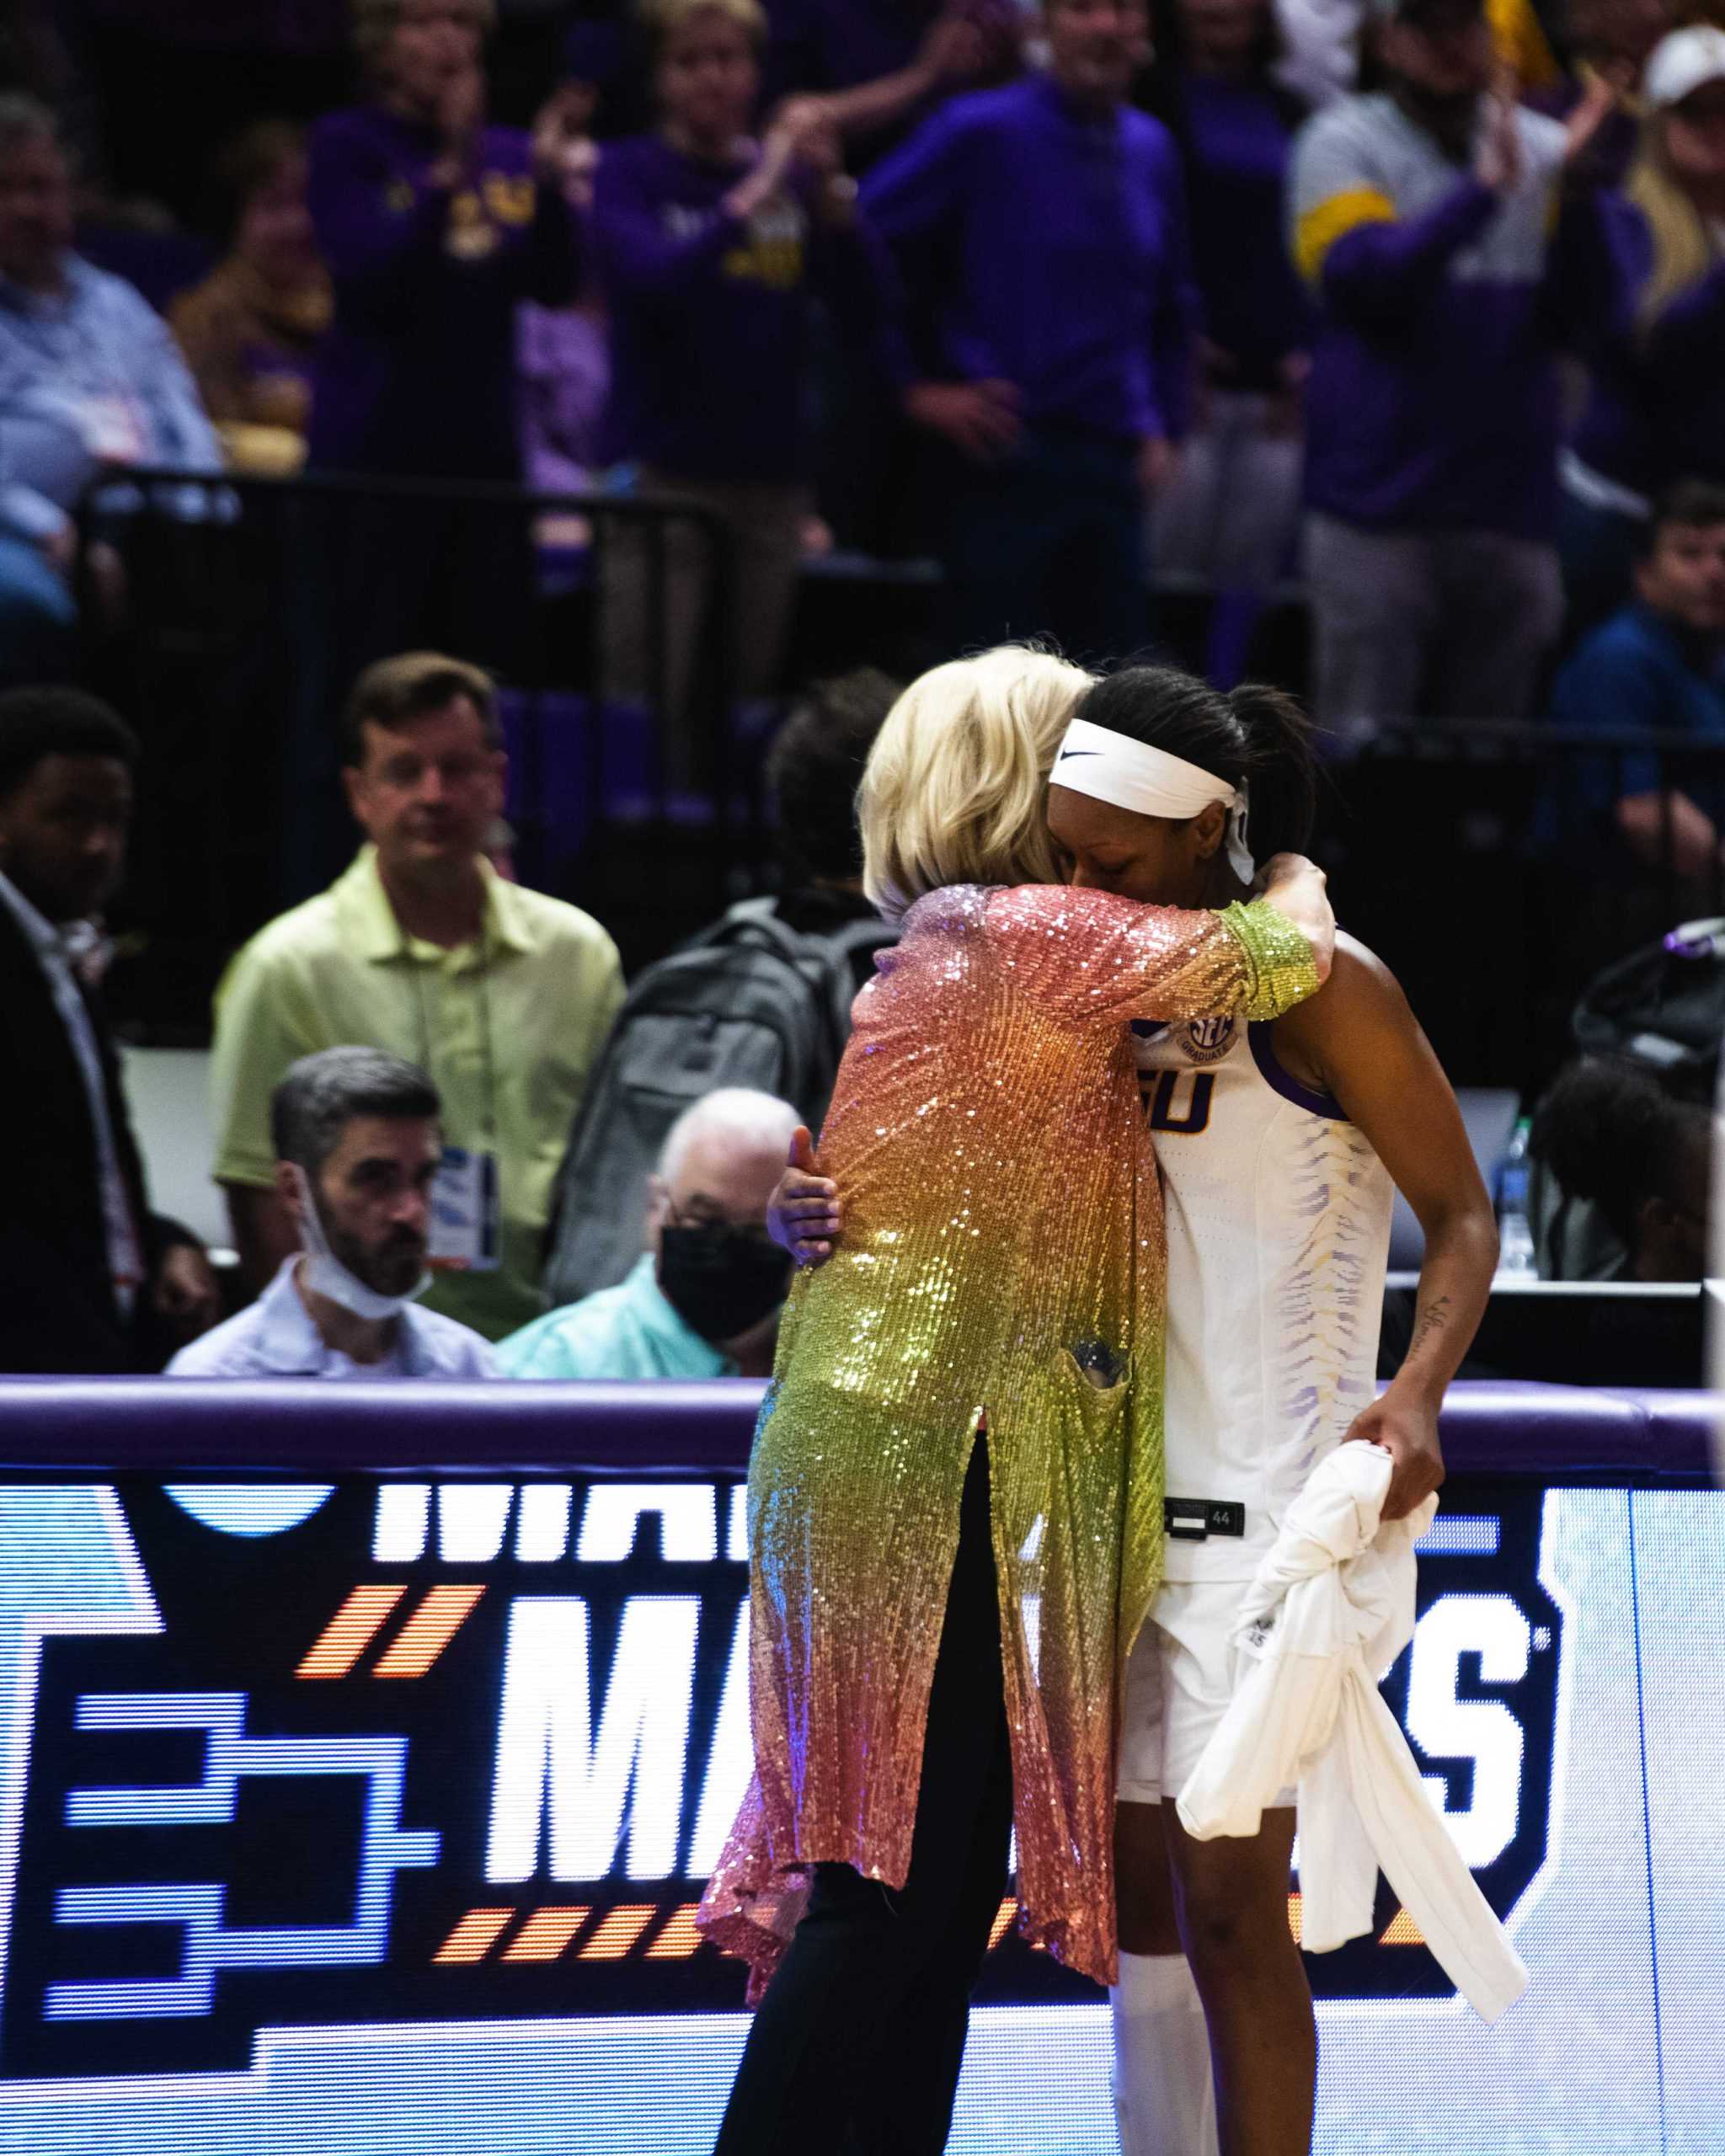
[1142,0,1314,684]
[308,0,579,487]
[305,0,581,675]
[1547,479,1725,890]
[208,652,622,1341]
[1530,1053,1712,1278]
[1528,0,1669,194]
[763,664,900,974]
[0,686,219,1373]
[538,666,898,1305]
[593,0,893,777]
[1274,0,1365,106]
[862,0,1196,664]
[1560,24,1725,629]
[499,1086,798,1376]
[169,122,332,476]
[0,94,220,685]
[1292,0,1628,737]
[517,273,609,520]
[516,83,605,536]
[170,1044,499,1375]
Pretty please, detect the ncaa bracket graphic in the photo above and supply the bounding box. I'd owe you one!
[0,1459,1717,2155]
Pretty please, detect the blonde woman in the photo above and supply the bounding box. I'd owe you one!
[697,647,1332,2151]
[1562,25,1725,623]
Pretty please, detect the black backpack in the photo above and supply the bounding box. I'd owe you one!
[540,898,890,1309]
[1572,920,1725,1097]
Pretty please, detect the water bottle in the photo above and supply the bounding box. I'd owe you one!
[1496,1117,1538,1279]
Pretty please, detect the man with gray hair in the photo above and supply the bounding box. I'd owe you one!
[168,1046,498,1378]
[0,94,221,681]
[498,1086,798,1380]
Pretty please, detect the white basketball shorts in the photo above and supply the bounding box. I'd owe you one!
[1117,1575,1296,1812]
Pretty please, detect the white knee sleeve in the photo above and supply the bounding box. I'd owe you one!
[1109,1950,1219,2156]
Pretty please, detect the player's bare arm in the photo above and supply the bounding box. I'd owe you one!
[1272,934,1498,1518]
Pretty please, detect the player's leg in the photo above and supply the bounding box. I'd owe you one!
[1112,1608,1219,2156]
[1165,1802,1314,2156]
[1147,1578,1313,2156]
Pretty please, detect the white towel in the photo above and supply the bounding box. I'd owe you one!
[1176,1443,1530,2025]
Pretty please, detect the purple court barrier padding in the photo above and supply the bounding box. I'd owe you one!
[0,1376,1713,1480]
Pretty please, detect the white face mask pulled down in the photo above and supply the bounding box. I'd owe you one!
[291,1165,430,1322]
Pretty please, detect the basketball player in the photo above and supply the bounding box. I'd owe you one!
[772,664,1499,2156]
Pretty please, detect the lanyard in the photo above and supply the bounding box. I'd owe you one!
[406,934,499,1147]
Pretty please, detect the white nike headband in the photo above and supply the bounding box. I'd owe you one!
[1052,716,1255,881]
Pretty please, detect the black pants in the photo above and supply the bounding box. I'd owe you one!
[713,1442,1015,2156]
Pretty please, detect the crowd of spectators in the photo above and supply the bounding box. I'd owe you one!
[2,0,1723,734]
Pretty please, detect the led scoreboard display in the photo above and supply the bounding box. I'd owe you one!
[0,1382,1718,2155]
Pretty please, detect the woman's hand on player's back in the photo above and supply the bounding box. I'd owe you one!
[767,1125,842,1268]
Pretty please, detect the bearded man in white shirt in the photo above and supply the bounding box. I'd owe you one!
[170,1046,497,1380]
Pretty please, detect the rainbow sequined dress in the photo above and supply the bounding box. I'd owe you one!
[698,883,1317,1991]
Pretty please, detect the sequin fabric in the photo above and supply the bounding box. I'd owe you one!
[697,884,1318,1995]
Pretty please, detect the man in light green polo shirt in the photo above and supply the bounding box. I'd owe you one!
[211,652,623,1340]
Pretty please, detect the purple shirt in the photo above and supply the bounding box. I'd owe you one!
[1164,71,1313,388]
[1293,95,1637,537]
[518,303,609,498]
[861,73,1198,443]
[307,106,579,480]
[592,134,892,483]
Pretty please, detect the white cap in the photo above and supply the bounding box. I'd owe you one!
[1645,24,1725,109]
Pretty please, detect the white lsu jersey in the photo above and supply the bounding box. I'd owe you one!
[1134,1007,1394,1580]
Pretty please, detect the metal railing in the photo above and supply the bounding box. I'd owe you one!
[74,467,752,1029]
[1314,718,1725,1093]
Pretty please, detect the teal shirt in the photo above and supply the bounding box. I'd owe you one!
[495,1255,739,1380]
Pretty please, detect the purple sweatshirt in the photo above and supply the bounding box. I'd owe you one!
[861,73,1199,444]
[1158,69,1314,390]
[1291,94,1637,537]
[591,134,893,483]
[307,106,579,480]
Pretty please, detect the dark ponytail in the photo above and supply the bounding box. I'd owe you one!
[1072,665,1319,863]
[1226,682,1317,861]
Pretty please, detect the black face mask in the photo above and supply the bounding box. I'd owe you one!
[658,1223,793,1345]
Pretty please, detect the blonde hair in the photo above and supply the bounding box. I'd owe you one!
[639,0,769,55]
[1627,118,1723,328]
[858,647,1096,923]
[352,0,497,67]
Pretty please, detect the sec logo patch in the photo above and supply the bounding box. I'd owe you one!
[1173,1014,1237,1065]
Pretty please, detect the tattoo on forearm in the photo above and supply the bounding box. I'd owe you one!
[1407,1294,1454,1362]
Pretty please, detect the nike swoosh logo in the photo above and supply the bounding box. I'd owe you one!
[1057,749,1101,760]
